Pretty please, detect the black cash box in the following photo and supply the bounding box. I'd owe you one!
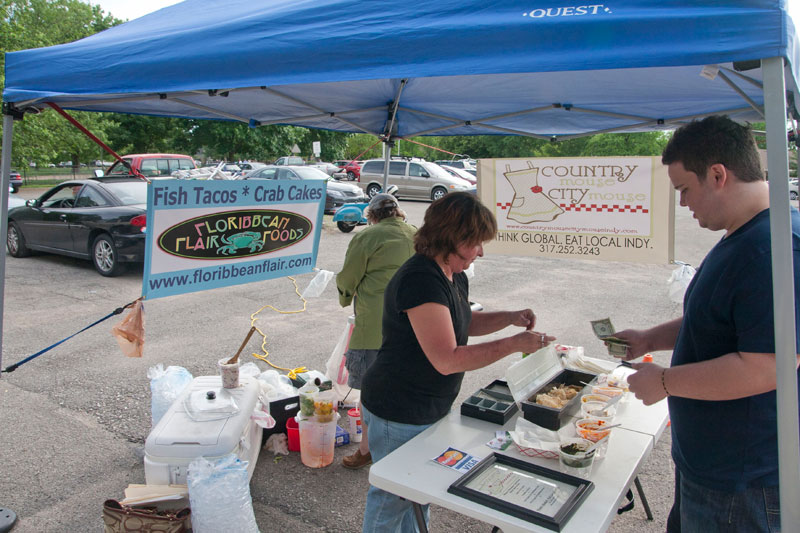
[460,380,519,424]
[506,346,597,431]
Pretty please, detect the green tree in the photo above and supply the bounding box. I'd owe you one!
[1,0,122,168]
[106,115,193,155]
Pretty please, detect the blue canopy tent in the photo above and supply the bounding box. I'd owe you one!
[2,0,800,527]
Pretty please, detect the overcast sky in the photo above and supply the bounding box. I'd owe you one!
[83,0,181,21]
[87,0,800,24]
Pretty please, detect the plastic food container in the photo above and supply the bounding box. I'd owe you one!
[558,437,596,478]
[581,394,612,404]
[591,386,624,398]
[313,390,336,423]
[575,418,613,442]
[580,402,616,422]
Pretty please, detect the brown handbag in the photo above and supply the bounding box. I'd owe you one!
[102,499,191,533]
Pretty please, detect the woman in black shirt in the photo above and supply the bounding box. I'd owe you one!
[361,192,554,533]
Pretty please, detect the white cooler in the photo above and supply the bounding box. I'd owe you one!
[144,375,263,485]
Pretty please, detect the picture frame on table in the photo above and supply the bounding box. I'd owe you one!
[447,452,593,532]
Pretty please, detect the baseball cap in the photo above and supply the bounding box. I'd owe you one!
[368,193,398,210]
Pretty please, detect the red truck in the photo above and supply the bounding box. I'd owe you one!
[105,153,196,178]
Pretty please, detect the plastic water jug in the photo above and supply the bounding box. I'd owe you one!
[299,417,337,468]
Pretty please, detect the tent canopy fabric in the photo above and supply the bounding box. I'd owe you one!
[3,0,799,140]
[3,1,800,528]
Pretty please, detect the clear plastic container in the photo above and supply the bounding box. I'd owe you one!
[313,389,336,423]
[298,383,319,418]
[575,418,613,442]
[299,417,337,468]
[559,438,596,478]
[580,401,616,422]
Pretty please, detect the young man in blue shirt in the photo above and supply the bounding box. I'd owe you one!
[616,115,800,532]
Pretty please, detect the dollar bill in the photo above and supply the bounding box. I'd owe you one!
[606,341,629,358]
[590,317,629,358]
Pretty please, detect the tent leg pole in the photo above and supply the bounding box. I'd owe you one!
[0,113,18,533]
[0,113,13,376]
[762,55,800,531]
[382,141,392,192]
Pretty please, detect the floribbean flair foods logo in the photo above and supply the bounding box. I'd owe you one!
[158,209,311,260]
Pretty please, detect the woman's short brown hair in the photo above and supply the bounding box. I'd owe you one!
[414,192,497,258]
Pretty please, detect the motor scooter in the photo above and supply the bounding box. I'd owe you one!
[332,185,398,233]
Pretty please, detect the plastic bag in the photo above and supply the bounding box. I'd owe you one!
[112,300,145,358]
[187,454,259,533]
[324,315,360,405]
[668,261,696,303]
[251,399,276,429]
[264,433,289,455]
[183,388,240,422]
[256,370,295,401]
[239,362,261,378]
[147,364,193,427]
[301,269,334,299]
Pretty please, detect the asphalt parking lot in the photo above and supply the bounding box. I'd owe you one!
[0,187,720,532]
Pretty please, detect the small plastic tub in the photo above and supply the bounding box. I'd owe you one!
[575,418,613,443]
[591,386,624,398]
[580,402,616,422]
[581,394,612,404]
[558,437,596,478]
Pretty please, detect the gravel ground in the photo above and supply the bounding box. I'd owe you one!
[0,188,718,532]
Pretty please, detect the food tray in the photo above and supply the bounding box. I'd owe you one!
[505,346,597,431]
[460,380,519,425]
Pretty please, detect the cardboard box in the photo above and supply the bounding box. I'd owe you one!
[335,424,350,447]
[505,346,596,431]
[460,380,518,424]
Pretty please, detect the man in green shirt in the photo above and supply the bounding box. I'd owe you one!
[337,193,416,468]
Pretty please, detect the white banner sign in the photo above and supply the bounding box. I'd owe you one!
[479,157,674,263]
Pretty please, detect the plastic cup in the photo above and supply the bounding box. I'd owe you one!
[559,438,596,478]
[581,394,613,404]
[217,357,240,389]
[576,418,613,442]
[591,385,624,398]
[580,401,616,422]
[348,408,362,442]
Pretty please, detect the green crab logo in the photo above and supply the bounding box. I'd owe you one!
[217,231,265,255]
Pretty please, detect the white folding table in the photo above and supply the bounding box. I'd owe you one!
[369,394,669,533]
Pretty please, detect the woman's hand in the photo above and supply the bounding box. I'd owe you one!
[517,330,556,353]
[509,309,536,330]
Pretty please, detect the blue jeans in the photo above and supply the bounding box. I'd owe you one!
[362,406,432,533]
[667,468,781,533]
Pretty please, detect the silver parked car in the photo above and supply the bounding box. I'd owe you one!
[358,158,474,201]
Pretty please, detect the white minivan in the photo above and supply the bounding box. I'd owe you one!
[358,159,475,201]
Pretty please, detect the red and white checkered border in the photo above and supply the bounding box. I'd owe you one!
[496,202,649,213]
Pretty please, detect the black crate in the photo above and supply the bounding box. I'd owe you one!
[461,380,519,425]
[262,394,300,441]
[519,370,596,430]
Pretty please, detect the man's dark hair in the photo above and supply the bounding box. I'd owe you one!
[661,115,764,182]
